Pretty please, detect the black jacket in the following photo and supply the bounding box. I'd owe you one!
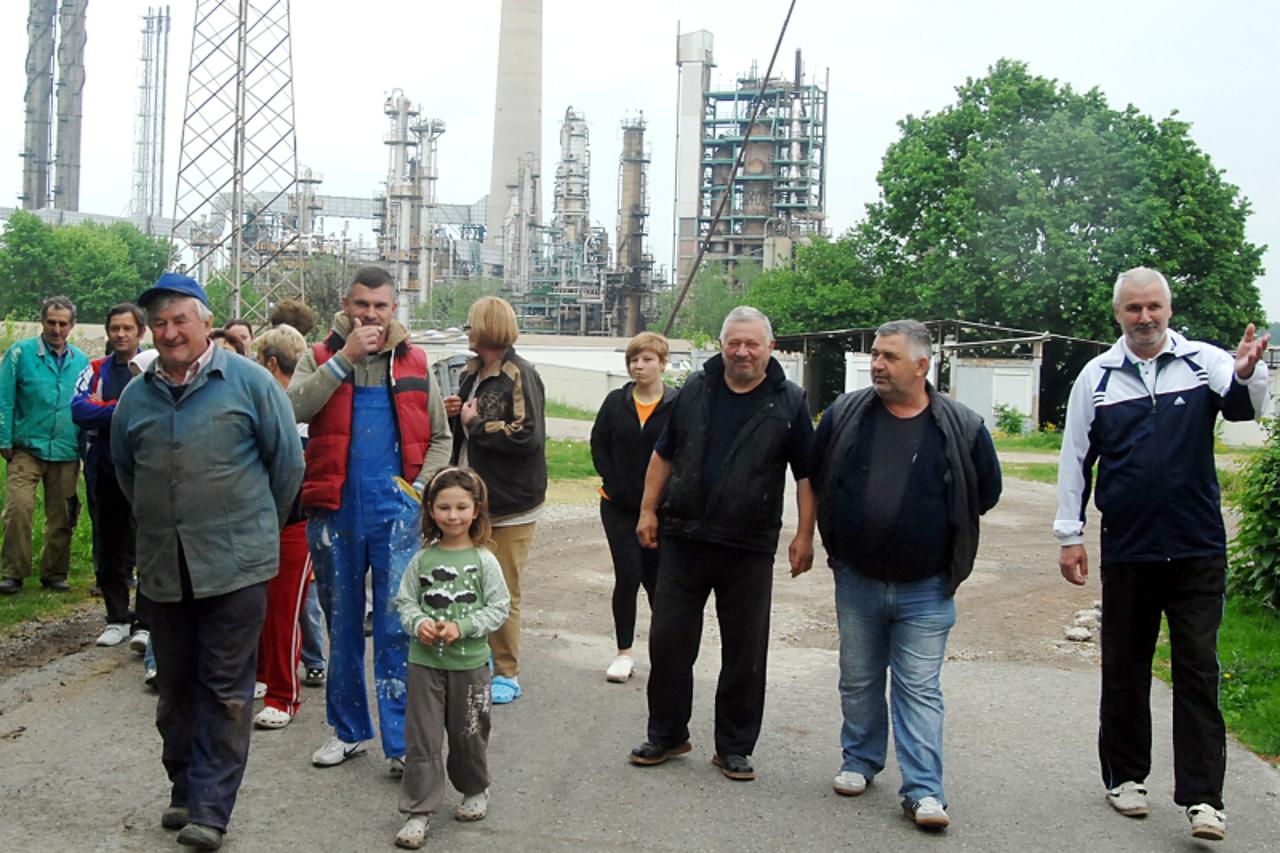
[660,355,807,554]
[449,348,547,519]
[589,381,678,512]
[811,384,1002,595]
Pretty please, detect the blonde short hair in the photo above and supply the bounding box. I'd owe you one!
[467,296,519,349]
[256,323,307,376]
[625,331,669,364]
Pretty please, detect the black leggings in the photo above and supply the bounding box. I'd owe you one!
[599,499,658,650]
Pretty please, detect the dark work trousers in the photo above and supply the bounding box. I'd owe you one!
[84,447,140,627]
[599,498,658,650]
[399,663,492,817]
[646,535,774,757]
[1099,555,1227,809]
[145,564,268,832]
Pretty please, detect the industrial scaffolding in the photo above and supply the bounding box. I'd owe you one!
[130,6,170,232]
[678,49,828,281]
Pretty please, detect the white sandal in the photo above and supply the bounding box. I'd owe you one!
[253,706,292,729]
[395,816,429,849]
[454,789,488,822]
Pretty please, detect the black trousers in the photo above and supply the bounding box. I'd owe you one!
[145,575,268,831]
[84,449,140,628]
[599,499,658,650]
[646,535,774,757]
[1099,556,1227,809]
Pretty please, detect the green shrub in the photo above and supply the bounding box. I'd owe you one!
[1228,419,1280,609]
[993,403,1027,435]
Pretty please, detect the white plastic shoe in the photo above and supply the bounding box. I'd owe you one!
[833,770,868,796]
[906,796,950,828]
[388,756,405,778]
[311,735,367,767]
[253,681,267,699]
[128,628,150,655]
[454,789,489,822]
[1187,804,1226,841]
[253,706,292,729]
[394,815,428,849]
[606,654,635,683]
[1107,781,1149,817]
[96,623,130,647]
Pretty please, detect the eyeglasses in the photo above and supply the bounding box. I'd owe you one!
[461,324,471,332]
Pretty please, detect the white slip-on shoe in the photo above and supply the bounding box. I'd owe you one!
[96,623,130,647]
[454,789,489,822]
[312,735,367,767]
[253,706,292,729]
[833,770,868,796]
[394,816,428,849]
[1107,781,1149,817]
[1187,804,1226,841]
[606,655,635,683]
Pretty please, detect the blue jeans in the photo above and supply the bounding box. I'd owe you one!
[299,581,326,671]
[834,568,955,806]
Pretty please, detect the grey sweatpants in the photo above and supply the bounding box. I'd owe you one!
[399,662,492,816]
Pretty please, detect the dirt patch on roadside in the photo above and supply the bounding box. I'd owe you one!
[0,603,100,682]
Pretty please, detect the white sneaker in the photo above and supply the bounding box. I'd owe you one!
[143,666,157,688]
[1187,804,1226,841]
[253,706,292,729]
[1107,781,1149,817]
[606,654,635,683]
[312,735,367,767]
[394,815,428,849]
[833,770,868,796]
[96,623,130,647]
[253,681,267,699]
[906,796,950,828]
[388,756,405,778]
[454,789,489,822]
[128,628,150,655]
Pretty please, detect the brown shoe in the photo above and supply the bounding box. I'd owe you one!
[40,579,70,592]
[0,578,21,595]
[628,740,692,766]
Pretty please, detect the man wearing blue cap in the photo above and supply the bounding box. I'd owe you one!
[111,273,304,850]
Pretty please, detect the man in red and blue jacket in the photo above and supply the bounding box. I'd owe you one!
[71,303,148,650]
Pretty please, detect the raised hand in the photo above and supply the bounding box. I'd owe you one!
[1235,323,1272,380]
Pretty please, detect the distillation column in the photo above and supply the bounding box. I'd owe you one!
[53,0,88,211]
[617,117,650,337]
[21,0,58,210]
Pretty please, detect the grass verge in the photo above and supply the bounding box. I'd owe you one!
[992,431,1063,452]
[546,400,596,422]
[1154,598,1280,763]
[1002,462,1059,484]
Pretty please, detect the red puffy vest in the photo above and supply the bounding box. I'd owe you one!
[300,336,432,510]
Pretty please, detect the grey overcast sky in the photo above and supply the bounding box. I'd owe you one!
[2,0,1277,322]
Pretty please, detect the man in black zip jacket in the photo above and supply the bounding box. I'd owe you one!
[809,319,1001,831]
[628,307,815,782]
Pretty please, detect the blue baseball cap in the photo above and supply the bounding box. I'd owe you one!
[138,273,209,308]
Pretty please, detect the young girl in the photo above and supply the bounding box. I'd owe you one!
[393,467,511,850]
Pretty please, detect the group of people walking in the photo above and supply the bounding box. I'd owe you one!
[0,263,1268,848]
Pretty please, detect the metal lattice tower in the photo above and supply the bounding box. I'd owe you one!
[130,6,170,230]
[171,0,304,324]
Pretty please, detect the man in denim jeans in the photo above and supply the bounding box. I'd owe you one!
[810,320,1001,830]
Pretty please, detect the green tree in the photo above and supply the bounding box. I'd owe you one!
[754,60,1267,419]
[414,277,504,330]
[659,262,759,345]
[0,212,173,323]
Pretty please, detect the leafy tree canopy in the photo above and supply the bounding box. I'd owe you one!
[750,59,1266,418]
[0,212,171,323]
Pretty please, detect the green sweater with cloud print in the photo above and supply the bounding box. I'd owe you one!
[395,544,511,671]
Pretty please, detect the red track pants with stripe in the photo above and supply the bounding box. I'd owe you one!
[257,521,312,716]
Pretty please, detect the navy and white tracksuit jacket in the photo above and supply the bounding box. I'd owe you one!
[1054,330,1269,563]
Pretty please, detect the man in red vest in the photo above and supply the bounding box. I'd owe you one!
[288,266,451,774]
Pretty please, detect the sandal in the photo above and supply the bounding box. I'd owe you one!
[253,706,293,729]
[454,789,489,822]
[395,816,429,849]
[491,675,522,705]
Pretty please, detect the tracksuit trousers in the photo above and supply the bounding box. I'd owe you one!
[1099,555,1227,809]
[257,520,311,716]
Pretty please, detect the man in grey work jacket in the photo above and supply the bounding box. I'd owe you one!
[112,273,304,850]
